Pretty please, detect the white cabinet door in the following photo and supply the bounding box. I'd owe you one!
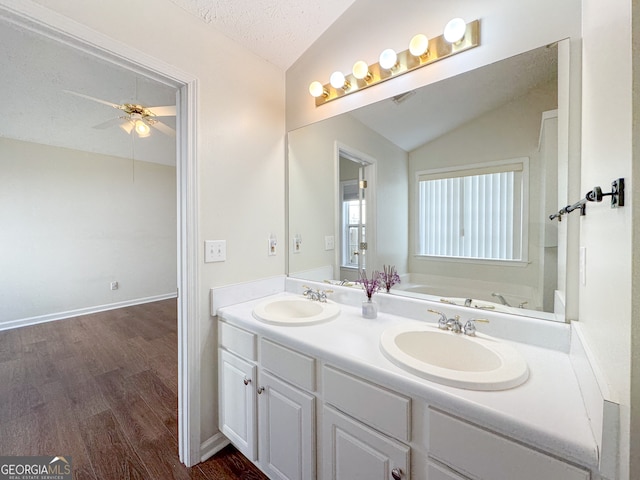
[322,406,409,480]
[219,349,257,461]
[258,370,315,480]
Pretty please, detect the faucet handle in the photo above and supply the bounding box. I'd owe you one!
[318,289,333,302]
[463,318,489,336]
[428,309,448,329]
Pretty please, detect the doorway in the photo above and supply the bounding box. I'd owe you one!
[0,2,200,466]
[336,144,377,282]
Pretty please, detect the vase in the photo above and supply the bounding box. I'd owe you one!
[362,298,378,319]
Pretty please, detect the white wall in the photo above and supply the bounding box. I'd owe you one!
[288,113,408,278]
[0,138,176,325]
[581,0,634,478]
[28,0,286,445]
[408,82,557,310]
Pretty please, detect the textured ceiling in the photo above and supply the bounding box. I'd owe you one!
[168,0,357,69]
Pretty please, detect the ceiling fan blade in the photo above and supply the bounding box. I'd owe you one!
[63,90,122,110]
[149,119,176,138]
[147,105,176,117]
[92,117,128,129]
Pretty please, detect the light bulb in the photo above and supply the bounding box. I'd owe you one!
[308,81,326,98]
[444,18,466,44]
[330,71,347,89]
[409,34,429,57]
[379,48,398,70]
[352,60,371,80]
[135,119,150,137]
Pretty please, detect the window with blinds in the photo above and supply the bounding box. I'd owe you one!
[417,158,528,261]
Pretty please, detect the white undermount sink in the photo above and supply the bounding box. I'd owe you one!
[253,296,340,326]
[380,324,529,391]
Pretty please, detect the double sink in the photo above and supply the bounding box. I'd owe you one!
[252,296,529,391]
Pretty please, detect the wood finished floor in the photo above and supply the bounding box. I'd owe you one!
[0,299,267,480]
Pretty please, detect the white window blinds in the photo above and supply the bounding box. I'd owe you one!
[417,160,526,260]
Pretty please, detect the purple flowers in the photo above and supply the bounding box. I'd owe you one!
[358,265,401,298]
[380,265,401,293]
[358,269,381,300]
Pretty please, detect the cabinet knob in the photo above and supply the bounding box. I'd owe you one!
[257,386,265,394]
[391,468,403,480]
[243,377,251,386]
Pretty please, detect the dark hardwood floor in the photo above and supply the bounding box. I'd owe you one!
[0,299,267,480]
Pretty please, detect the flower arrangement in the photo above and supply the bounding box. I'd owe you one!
[380,265,401,293]
[358,269,381,301]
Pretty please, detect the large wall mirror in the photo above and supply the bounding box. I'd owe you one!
[288,42,571,322]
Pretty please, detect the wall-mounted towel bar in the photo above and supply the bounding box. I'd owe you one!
[549,178,625,221]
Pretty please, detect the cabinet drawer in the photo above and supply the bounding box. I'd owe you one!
[219,321,257,361]
[260,338,316,392]
[323,366,410,442]
[427,461,470,480]
[428,409,590,480]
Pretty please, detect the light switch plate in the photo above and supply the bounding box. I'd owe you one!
[205,240,226,263]
[324,235,335,251]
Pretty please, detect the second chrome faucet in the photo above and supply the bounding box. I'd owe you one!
[428,309,489,336]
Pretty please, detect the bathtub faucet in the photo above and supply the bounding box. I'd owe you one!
[491,292,511,307]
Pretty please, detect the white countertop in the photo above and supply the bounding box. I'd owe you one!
[218,292,598,469]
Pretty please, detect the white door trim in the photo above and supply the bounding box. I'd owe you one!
[0,0,201,466]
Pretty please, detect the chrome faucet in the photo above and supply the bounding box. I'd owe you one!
[446,316,463,333]
[429,309,489,336]
[302,285,332,302]
[491,292,511,307]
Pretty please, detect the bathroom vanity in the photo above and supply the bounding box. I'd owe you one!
[215,281,602,480]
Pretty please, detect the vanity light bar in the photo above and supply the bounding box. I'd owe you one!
[309,19,480,107]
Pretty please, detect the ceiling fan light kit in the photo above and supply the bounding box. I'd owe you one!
[63,89,176,138]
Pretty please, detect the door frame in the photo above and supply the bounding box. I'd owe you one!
[0,0,201,466]
[335,141,378,279]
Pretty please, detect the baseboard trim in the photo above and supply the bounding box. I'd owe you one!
[0,293,177,331]
[200,432,230,463]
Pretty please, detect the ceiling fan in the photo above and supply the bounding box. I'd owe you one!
[64,90,176,138]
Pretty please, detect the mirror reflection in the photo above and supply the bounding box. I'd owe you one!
[288,44,565,321]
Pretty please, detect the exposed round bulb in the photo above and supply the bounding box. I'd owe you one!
[379,48,398,70]
[409,34,429,56]
[135,119,150,137]
[330,71,347,89]
[352,60,370,80]
[444,18,466,43]
[308,81,325,98]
